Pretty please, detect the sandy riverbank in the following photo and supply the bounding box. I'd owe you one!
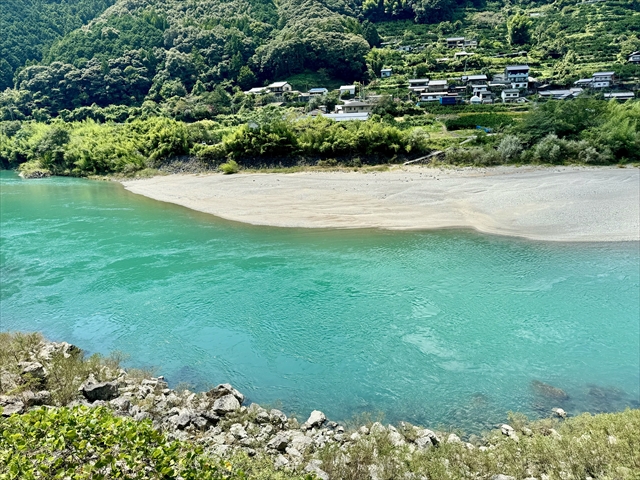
[121,165,640,242]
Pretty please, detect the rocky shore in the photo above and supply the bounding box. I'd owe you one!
[2,337,637,480]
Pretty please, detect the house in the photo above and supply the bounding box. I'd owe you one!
[341,101,373,113]
[339,85,356,97]
[454,51,474,58]
[323,112,370,121]
[408,78,430,93]
[309,88,328,96]
[629,51,640,63]
[538,88,583,100]
[603,92,635,101]
[591,72,615,88]
[501,88,520,103]
[511,80,528,90]
[427,79,448,92]
[381,68,393,78]
[245,87,268,95]
[420,92,448,102]
[505,65,530,82]
[446,37,477,48]
[472,84,489,95]
[479,91,494,104]
[574,78,593,88]
[462,74,488,84]
[267,81,292,96]
[446,37,466,48]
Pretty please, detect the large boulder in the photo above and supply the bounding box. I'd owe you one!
[212,394,240,414]
[267,432,290,452]
[19,362,46,380]
[0,396,24,416]
[305,410,326,428]
[81,380,119,402]
[207,384,244,404]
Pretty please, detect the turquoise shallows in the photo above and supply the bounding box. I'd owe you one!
[1,171,638,430]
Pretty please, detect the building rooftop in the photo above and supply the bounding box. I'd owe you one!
[429,80,448,85]
[446,37,465,41]
[506,65,530,71]
[408,78,430,83]
[592,71,615,76]
[323,113,369,121]
[268,81,290,88]
[309,88,328,93]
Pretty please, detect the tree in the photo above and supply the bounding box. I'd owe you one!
[236,66,257,90]
[507,13,532,46]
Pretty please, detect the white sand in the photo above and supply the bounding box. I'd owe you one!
[121,165,640,242]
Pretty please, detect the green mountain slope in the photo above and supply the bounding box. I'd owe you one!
[0,0,117,89]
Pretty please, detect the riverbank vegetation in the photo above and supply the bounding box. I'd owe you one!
[1,332,639,480]
[1,99,638,177]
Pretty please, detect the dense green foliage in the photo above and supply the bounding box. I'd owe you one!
[0,0,116,90]
[0,406,253,479]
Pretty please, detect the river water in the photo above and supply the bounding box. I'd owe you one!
[1,170,638,431]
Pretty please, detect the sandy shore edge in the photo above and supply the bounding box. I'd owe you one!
[121,165,640,242]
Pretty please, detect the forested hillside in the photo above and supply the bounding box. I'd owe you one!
[0,0,117,90]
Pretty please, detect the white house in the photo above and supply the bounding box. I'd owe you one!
[339,85,356,97]
[505,65,530,83]
[427,79,448,92]
[501,88,520,103]
[603,92,635,101]
[574,78,593,88]
[420,92,448,102]
[446,37,477,48]
[341,101,373,113]
[591,72,615,88]
[628,51,640,63]
[408,78,430,92]
[308,88,328,96]
[267,81,292,96]
[462,74,488,84]
[323,112,369,121]
[538,88,583,100]
[245,87,269,95]
[381,68,393,78]
[471,84,489,95]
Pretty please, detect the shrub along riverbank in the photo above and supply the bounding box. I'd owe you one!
[0,99,638,178]
[1,332,639,479]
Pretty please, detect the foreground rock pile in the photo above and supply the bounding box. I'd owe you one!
[1,339,573,480]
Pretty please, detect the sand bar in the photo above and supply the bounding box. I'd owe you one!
[121,165,640,242]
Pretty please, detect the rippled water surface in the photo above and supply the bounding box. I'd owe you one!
[1,170,638,430]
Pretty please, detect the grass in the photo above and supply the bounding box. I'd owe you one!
[0,332,151,405]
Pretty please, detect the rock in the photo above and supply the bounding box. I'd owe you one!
[548,429,562,440]
[608,435,617,445]
[270,409,287,424]
[415,436,432,449]
[416,429,440,446]
[530,380,569,400]
[81,380,119,402]
[274,454,289,469]
[306,410,326,428]
[171,412,192,430]
[446,433,462,444]
[109,397,131,412]
[500,424,515,436]
[267,432,290,452]
[212,394,240,414]
[522,427,533,436]
[370,422,386,434]
[388,430,406,447]
[255,411,271,423]
[290,433,313,453]
[18,362,46,380]
[305,460,330,480]
[230,423,247,439]
[350,432,361,442]
[552,407,567,418]
[0,397,24,416]
[134,412,153,422]
[492,475,516,480]
[207,384,244,404]
[191,416,209,430]
[359,426,370,435]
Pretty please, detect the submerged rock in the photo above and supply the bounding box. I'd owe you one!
[531,380,569,400]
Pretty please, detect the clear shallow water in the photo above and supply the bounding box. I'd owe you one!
[1,170,639,431]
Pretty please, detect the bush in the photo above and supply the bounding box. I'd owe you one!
[220,159,239,174]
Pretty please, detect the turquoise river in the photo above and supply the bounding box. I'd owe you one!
[1,170,639,431]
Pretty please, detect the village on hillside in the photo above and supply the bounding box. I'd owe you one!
[243,46,639,121]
